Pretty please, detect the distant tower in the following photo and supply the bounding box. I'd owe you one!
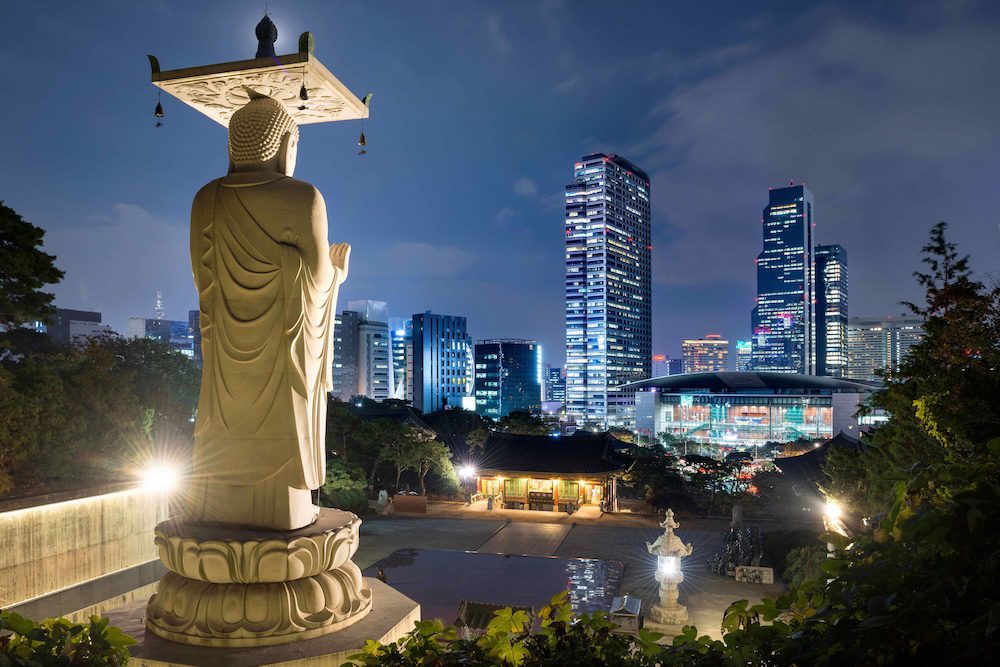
[565,153,652,429]
[751,183,815,374]
[815,245,848,377]
[155,290,165,320]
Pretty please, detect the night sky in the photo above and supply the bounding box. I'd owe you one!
[2,1,998,364]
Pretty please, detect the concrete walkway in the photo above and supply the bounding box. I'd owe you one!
[476,521,572,556]
[423,501,662,528]
[359,513,790,639]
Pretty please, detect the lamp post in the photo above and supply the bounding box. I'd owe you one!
[458,465,476,503]
[646,509,694,626]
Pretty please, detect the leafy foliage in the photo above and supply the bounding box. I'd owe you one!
[0,610,134,666]
[347,591,672,667]
[0,202,64,332]
[0,334,198,497]
[496,410,555,436]
[320,460,369,515]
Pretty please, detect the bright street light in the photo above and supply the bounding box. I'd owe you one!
[142,464,179,493]
[458,465,476,480]
[824,499,842,522]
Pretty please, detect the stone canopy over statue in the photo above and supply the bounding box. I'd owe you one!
[186,90,350,531]
[139,19,385,650]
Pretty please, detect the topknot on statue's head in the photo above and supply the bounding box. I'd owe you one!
[228,92,299,165]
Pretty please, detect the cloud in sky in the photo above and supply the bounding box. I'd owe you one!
[486,14,509,56]
[513,176,538,197]
[376,241,477,279]
[493,207,519,226]
[635,10,1000,323]
[45,203,196,333]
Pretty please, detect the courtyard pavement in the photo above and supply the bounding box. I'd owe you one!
[357,511,792,639]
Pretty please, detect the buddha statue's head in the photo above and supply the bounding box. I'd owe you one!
[228,92,299,177]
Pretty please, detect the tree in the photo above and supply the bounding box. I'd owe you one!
[0,202,64,332]
[842,222,1000,511]
[0,335,198,497]
[321,460,368,515]
[465,427,490,450]
[421,408,490,437]
[412,438,453,496]
[326,398,364,463]
[496,410,553,435]
[362,420,434,491]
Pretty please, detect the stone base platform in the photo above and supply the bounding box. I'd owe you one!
[107,578,419,667]
[643,620,686,642]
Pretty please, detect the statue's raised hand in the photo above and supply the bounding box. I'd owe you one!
[330,242,351,285]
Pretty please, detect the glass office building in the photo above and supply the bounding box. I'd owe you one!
[847,316,924,381]
[545,364,566,403]
[565,153,652,429]
[332,310,360,400]
[815,245,848,377]
[735,340,752,372]
[412,311,472,413]
[751,184,815,374]
[388,316,413,401]
[474,339,543,418]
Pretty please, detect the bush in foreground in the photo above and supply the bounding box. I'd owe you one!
[0,611,134,666]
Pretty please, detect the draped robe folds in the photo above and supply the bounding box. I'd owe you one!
[187,175,339,530]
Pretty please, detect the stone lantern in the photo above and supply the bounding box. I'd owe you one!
[646,509,694,626]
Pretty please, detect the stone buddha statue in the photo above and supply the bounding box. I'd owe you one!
[186,91,350,531]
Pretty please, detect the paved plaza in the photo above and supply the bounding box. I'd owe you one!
[357,510,791,638]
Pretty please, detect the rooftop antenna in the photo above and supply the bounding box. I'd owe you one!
[155,291,165,320]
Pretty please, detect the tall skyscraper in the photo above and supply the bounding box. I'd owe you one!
[565,153,652,429]
[388,316,413,402]
[815,244,848,377]
[412,311,472,413]
[735,340,752,371]
[847,316,924,381]
[681,334,729,373]
[474,339,543,418]
[751,183,815,374]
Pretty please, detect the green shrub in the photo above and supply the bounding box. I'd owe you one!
[0,610,134,665]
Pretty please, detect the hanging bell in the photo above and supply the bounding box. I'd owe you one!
[299,83,308,101]
[154,101,164,118]
[358,131,367,147]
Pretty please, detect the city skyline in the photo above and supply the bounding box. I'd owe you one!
[3,1,999,364]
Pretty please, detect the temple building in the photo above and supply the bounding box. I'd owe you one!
[467,432,630,512]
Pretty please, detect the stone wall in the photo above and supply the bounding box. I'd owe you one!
[0,485,169,616]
